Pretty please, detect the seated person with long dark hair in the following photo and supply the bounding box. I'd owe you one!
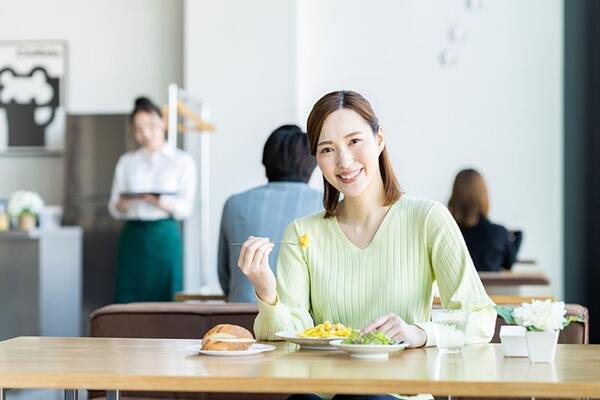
[448,168,522,271]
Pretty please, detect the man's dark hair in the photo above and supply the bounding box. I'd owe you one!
[262,124,316,183]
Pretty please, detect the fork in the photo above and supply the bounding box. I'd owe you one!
[229,240,298,246]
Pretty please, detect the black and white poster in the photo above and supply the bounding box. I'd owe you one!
[0,41,66,152]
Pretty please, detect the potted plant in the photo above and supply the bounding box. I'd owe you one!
[496,300,579,363]
[7,191,44,231]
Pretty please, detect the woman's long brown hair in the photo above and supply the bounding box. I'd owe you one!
[448,168,490,227]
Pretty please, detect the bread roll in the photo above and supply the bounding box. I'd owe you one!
[201,324,255,351]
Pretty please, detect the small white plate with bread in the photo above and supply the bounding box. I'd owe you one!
[194,324,275,356]
[194,342,275,356]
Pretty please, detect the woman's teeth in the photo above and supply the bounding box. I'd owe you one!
[339,169,361,182]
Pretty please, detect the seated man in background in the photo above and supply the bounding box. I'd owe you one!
[448,168,522,272]
[218,124,322,302]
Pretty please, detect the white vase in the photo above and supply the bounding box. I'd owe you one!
[526,330,559,363]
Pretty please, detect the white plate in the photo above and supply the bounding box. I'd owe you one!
[275,331,347,350]
[192,342,276,356]
[330,339,410,360]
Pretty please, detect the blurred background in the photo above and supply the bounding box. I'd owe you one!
[0,0,597,347]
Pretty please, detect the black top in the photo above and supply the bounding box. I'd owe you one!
[459,216,522,272]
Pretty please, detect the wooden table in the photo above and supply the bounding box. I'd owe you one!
[1,337,600,399]
[175,292,226,302]
[478,271,550,286]
[479,266,552,297]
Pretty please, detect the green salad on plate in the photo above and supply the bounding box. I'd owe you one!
[341,330,396,345]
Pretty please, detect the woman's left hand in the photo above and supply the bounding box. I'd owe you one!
[362,313,427,348]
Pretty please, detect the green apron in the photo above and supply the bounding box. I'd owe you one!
[116,219,182,303]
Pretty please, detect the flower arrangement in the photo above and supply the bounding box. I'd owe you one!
[497,299,582,362]
[496,299,579,332]
[7,190,44,218]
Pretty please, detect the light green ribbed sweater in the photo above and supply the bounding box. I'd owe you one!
[254,196,496,346]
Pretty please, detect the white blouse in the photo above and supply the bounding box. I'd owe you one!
[108,145,197,221]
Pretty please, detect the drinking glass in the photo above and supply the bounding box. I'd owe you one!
[431,309,469,353]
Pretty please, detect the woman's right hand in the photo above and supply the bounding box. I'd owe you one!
[237,236,276,304]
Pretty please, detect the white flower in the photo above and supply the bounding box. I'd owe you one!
[7,191,44,217]
[512,299,567,332]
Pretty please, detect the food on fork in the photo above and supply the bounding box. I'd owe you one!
[201,324,256,351]
[298,233,310,249]
[298,321,352,338]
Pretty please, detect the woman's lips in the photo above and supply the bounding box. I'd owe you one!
[337,168,363,184]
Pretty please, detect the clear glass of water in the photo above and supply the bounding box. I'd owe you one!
[431,309,469,353]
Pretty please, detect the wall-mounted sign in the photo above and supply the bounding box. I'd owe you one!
[0,41,66,153]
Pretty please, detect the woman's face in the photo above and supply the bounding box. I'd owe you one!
[315,108,385,200]
[132,111,166,151]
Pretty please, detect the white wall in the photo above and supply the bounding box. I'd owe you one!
[184,0,298,289]
[0,0,182,203]
[297,0,563,297]
[185,0,564,297]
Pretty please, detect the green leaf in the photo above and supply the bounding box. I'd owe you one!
[495,305,516,325]
[563,315,584,328]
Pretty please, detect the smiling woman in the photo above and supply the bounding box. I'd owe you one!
[237,91,496,366]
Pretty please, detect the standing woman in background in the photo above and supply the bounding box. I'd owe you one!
[448,168,522,271]
[108,97,197,302]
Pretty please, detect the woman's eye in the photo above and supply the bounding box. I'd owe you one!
[320,147,333,154]
[349,138,361,145]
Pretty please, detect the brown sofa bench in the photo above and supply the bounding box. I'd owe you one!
[89,302,589,400]
[90,302,259,340]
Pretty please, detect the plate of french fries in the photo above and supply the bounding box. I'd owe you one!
[275,321,353,350]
